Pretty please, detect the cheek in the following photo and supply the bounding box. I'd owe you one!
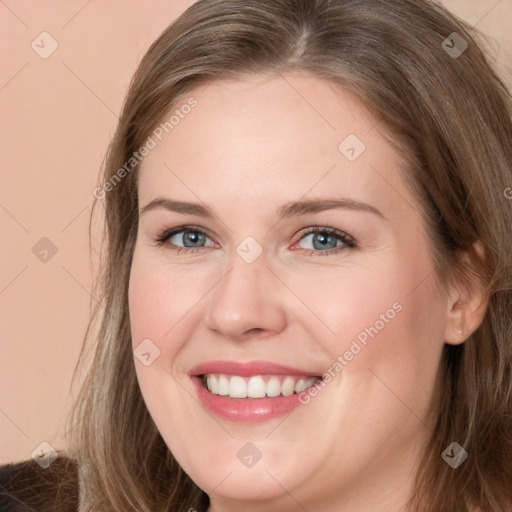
[293,255,446,398]
[128,260,206,472]
[128,256,211,356]
[128,258,186,413]
[327,264,446,435]
[286,261,446,472]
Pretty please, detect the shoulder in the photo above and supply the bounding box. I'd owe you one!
[0,453,79,511]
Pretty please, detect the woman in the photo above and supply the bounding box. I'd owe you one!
[2,0,511,510]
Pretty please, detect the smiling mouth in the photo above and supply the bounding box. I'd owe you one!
[201,373,321,399]
[190,361,325,421]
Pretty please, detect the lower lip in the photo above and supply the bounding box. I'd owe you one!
[191,376,308,423]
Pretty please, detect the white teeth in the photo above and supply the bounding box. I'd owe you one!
[281,376,296,396]
[247,376,266,398]
[207,375,218,394]
[217,374,229,395]
[305,377,318,390]
[266,376,281,397]
[294,378,308,393]
[204,374,320,398]
[294,377,317,393]
[229,376,247,398]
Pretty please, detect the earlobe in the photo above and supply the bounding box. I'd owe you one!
[444,295,467,345]
[444,296,485,346]
[445,242,489,345]
[443,245,490,345]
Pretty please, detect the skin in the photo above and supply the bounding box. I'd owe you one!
[128,72,487,512]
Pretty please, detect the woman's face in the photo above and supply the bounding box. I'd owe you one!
[129,73,451,510]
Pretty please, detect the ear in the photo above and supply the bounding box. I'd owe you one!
[443,242,489,345]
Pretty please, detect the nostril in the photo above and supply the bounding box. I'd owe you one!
[247,328,264,335]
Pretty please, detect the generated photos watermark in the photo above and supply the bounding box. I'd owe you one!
[298,301,403,404]
[93,97,198,200]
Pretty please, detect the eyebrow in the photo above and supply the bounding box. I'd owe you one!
[139,197,385,220]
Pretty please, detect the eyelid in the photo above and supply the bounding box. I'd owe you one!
[153,225,218,248]
[153,225,356,255]
[294,225,355,244]
[290,226,356,254]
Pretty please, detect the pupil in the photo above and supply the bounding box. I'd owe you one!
[184,231,204,247]
[313,233,336,250]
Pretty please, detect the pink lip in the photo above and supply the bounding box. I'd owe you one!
[189,360,321,423]
[189,360,319,378]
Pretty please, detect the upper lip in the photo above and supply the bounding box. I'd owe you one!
[189,360,321,377]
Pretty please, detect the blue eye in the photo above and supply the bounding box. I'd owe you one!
[294,227,355,255]
[169,230,213,248]
[153,225,356,256]
[154,226,216,253]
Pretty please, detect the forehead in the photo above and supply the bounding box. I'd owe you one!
[137,72,413,219]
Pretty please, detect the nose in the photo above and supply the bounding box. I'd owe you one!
[204,250,288,341]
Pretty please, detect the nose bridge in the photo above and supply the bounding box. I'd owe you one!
[204,243,287,339]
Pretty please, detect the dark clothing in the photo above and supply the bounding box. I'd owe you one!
[0,456,78,511]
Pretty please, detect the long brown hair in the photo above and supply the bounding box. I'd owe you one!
[67,1,512,510]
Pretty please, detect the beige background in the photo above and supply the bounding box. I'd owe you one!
[1,0,510,465]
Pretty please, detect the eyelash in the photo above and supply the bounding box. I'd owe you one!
[152,225,356,256]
